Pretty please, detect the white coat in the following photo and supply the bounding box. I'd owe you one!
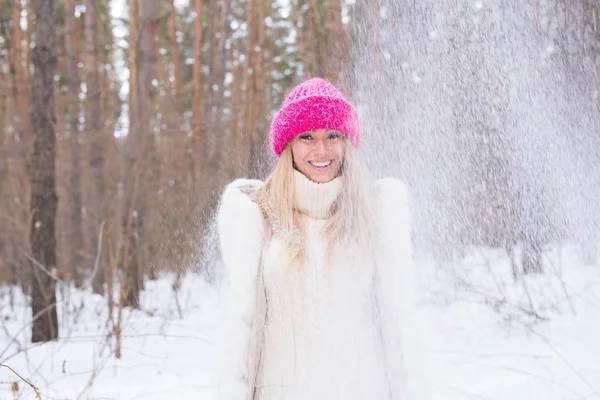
[217,171,429,400]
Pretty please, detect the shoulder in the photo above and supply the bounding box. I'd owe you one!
[219,179,263,213]
[217,179,265,233]
[221,178,264,203]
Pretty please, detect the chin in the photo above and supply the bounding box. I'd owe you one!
[310,173,336,183]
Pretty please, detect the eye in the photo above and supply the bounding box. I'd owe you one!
[328,132,342,140]
[299,134,313,140]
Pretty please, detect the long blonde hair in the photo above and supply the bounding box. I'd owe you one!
[254,140,374,263]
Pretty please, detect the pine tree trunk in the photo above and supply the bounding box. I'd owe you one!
[167,0,184,196]
[291,0,308,77]
[168,0,182,100]
[324,0,349,90]
[137,0,159,288]
[308,0,324,75]
[303,0,319,76]
[249,0,267,177]
[123,0,141,309]
[30,0,59,343]
[84,0,106,294]
[64,0,84,285]
[209,0,231,168]
[12,0,30,160]
[243,0,257,175]
[192,0,205,185]
[206,0,221,165]
[231,38,245,178]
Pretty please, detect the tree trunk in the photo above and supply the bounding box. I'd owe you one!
[291,0,308,77]
[303,0,319,76]
[137,0,159,289]
[242,0,257,176]
[12,0,30,159]
[168,0,182,100]
[193,0,205,185]
[231,39,245,178]
[208,0,231,168]
[84,0,106,294]
[249,0,267,177]
[30,0,59,343]
[324,0,349,90]
[122,0,141,309]
[64,0,84,285]
[167,0,184,197]
[206,0,221,165]
[308,0,324,75]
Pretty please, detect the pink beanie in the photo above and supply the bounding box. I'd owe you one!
[270,77,360,157]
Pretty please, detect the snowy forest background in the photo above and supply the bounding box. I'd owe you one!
[0,0,599,398]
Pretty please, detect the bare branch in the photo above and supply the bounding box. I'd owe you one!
[82,221,106,290]
[0,363,42,398]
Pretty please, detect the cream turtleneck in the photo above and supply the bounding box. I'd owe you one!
[293,170,342,219]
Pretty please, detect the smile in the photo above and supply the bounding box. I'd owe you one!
[309,160,333,168]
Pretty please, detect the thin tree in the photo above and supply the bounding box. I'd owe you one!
[242,0,257,175]
[193,0,205,185]
[168,0,182,102]
[248,0,266,177]
[137,0,159,284]
[84,0,106,293]
[30,0,59,343]
[208,0,231,168]
[12,0,30,161]
[324,0,348,89]
[64,0,84,284]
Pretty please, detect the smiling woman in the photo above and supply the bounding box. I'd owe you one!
[215,78,429,400]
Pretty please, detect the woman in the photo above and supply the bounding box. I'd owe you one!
[217,78,428,400]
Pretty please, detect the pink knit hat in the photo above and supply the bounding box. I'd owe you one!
[270,77,360,157]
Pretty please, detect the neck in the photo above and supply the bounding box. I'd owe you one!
[294,170,343,219]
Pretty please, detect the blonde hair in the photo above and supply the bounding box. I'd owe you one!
[254,140,374,264]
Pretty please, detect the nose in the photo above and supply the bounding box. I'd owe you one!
[314,138,328,154]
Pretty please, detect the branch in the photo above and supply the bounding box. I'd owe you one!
[24,253,66,286]
[0,363,42,398]
[82,221,106,290]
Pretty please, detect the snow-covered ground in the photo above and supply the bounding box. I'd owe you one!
[1,244,599,399]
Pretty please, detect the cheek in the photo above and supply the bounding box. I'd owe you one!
[333,143,345,162]
[291,142,308,162]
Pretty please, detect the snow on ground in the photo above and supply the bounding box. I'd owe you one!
[0,244,599,399]
[422,244,600,400]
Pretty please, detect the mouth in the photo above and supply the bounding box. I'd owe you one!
[308,160,334,169]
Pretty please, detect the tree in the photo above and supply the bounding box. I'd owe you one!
[64,0,84,284]
[192,0,205,185]
[30,0,59,343]
[84,0,106,293]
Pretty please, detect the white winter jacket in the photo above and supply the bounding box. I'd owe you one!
[217,171,429,400]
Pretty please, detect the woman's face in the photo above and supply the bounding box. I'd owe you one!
[290,129,345,183]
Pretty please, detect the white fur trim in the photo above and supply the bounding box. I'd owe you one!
[217,179,266,400]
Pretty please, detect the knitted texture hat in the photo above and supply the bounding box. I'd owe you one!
[270,78,360,157]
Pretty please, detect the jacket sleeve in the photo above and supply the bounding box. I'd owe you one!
[217,179,267,400]
[373,178,431,400]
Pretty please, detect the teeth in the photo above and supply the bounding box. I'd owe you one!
[311,161,332,168]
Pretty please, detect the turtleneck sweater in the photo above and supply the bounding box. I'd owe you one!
[249,170,387,400]
[293,170,342,219]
